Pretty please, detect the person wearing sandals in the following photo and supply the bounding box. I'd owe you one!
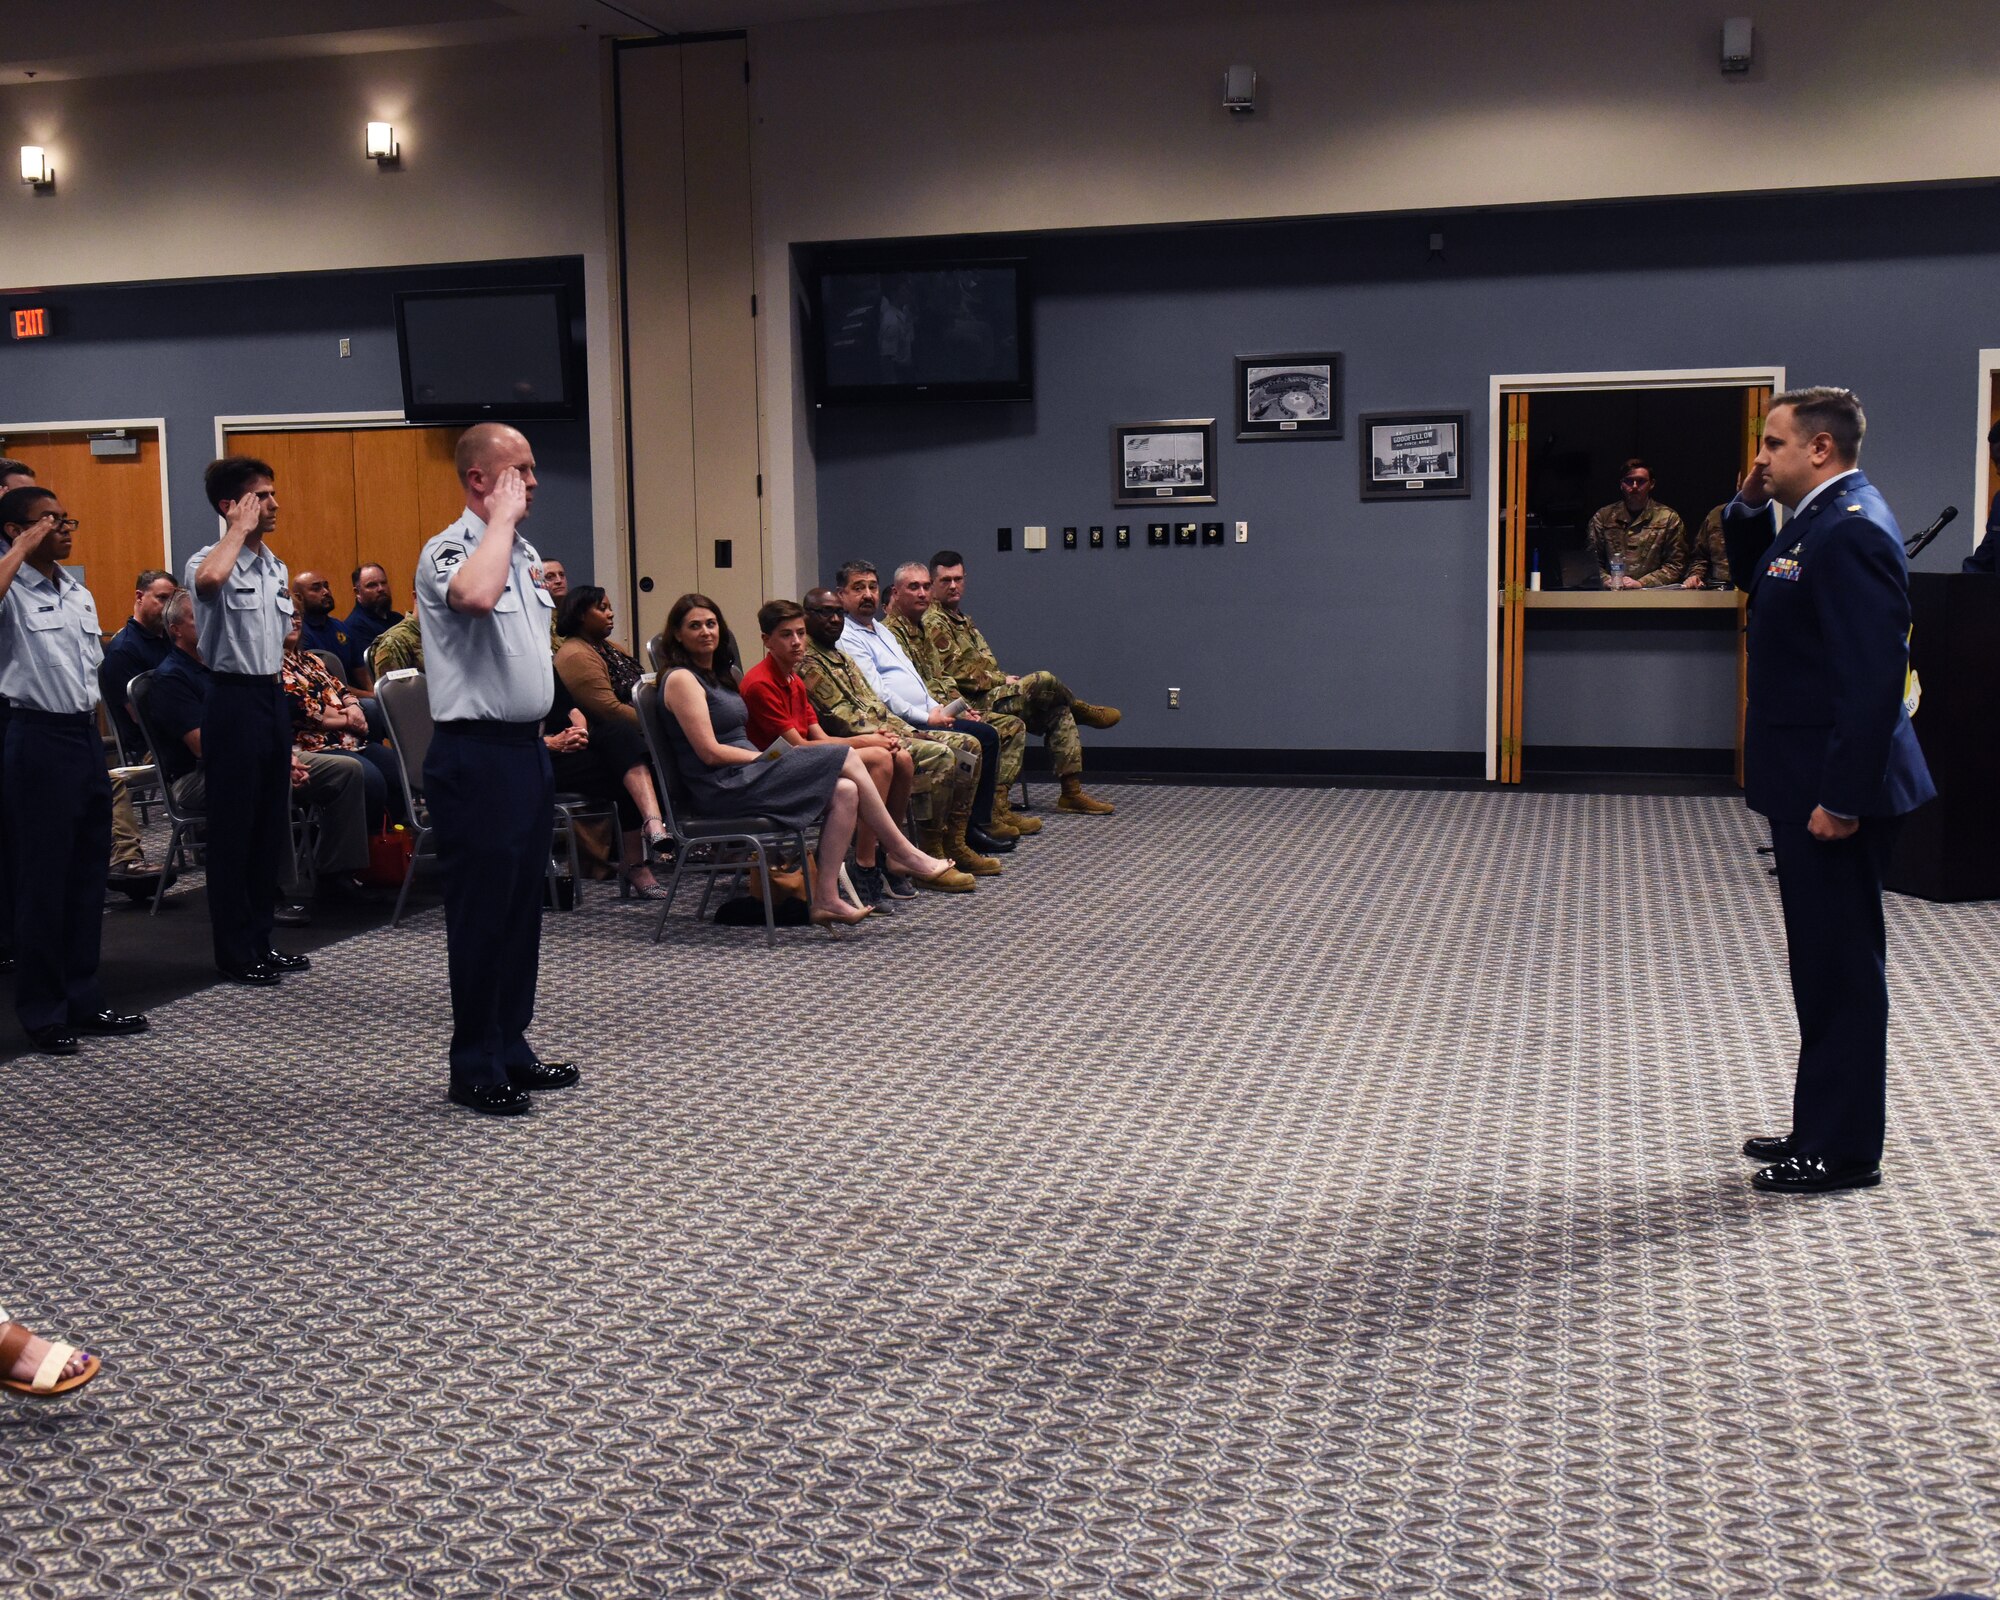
[657,592,963,927]
[0,486,150,1055]
[551,585,672,897]
[1,1308,99,1398]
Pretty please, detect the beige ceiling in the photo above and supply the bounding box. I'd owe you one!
[0,0,990,82]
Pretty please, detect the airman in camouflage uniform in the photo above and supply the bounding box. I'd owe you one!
[1681,503,1733,588]
[1587,459,1688,589]
[904,551,1122,815]
[369,608,423,676]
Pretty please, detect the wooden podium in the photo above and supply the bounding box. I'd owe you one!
[1886,573,2000,902]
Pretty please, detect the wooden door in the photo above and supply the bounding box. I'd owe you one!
[1497,393,1530,784]
[1735,386,1770,786]
[0,428,167,628]
[227,430,358,597]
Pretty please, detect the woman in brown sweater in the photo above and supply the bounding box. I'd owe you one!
[553,586,670,894]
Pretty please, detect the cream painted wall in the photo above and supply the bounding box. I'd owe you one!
[750,0,2000,585]
[0,37,625,601]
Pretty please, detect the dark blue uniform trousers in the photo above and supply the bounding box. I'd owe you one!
[946,715,1001,826]
[5,712,112,1034]
[1769,816,1902,1165]
[0,700,13,961]
[202,676,292,970]
[425,721,554,1089]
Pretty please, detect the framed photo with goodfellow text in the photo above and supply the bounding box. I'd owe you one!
[1359,411,1471,501]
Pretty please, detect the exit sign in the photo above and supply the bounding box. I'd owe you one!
[11,308,50,339]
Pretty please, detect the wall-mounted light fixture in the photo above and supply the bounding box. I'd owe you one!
[20,146,54,191]
[365,122,399,165]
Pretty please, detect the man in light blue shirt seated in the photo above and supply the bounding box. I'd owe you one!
[833,559,1015,862]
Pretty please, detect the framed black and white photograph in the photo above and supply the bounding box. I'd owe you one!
[1113,419,1217,507]
[1359,411,1472,501]
[1236,353,1342,441]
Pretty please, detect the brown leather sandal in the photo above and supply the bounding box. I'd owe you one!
[0,1311,101,1397]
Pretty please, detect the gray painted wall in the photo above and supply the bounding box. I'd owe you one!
[810,189,1999,760]
[0,257,592,580]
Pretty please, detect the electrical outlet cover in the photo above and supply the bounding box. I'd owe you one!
[1024,525,1048,551]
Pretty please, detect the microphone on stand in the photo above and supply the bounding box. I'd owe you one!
[1905,506,1957,560]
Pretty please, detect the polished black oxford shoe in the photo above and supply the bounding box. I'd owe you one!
[509,1061,580,1092]
[1742,1133,1797,1161]
[449,1081,534,1116]
[262,949,312,974]
[217,961,282,987]
[967,825,1017,854]
[1752,1153,1881,1194]
[73,1010,149,1037]
[27,1026,80,1056]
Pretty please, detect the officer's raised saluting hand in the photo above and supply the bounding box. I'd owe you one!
[1737,462,1771,511]
[486,466,529,528]
[16,510,66,563]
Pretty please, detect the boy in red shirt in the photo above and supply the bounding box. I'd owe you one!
[740,599,915,908]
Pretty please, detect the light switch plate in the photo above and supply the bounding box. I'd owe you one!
[1023,525,1048,551]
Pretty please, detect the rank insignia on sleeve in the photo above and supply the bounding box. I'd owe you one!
[1844,504,1862,513]
[433,544,465,571]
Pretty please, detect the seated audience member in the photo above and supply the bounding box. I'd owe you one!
[1682,503,1734,589]
[343,563,402,655]
[147,589,373,924]
[551,585,672,895]
[798,589,981,898]
[537,558,568,648]
[835,559,1010,871]
[1588,459,1688,589]
[0,460,33,492]
[658,592,962,924]
[293,571,372,689]
[99,568,179,885]
[369,606,423,677]
[1964,419,1999,575]
[917,552,1122,816]
[745,599,915,909]
[281,609,404,828]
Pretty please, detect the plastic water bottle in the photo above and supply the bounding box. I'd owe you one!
[1608,555,1626,590]
[1528,551,1542,592]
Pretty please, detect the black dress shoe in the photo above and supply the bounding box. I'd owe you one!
[966,825,1017,855]
[508,1061,580,1092]
[1742,1133,1797,1161]
[273,901,312,927]
[448,1081,534,1116]
[0,949,14,972]
[72,1010,149,1037]
[217,961,282,987]
[27,1026,79,1056]
[1752,1153,1881,1193]
[262,949,311,974]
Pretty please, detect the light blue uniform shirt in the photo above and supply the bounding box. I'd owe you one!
[415,508,556,723]
[0,563,104,714]
[185,539,291,676]
[839,615,940,726]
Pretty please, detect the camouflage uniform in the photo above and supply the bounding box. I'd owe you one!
[1685,504,1732,587]
[885,611,1027,786]
[1586,500,1689,588]
[798,639,979,824]
[918,604,1085,777]
[369,610,424,676]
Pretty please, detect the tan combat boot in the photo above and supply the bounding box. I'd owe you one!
[993,792,1042,835]
[947,801,1003,875]
[911,816,977,891]
[1056,774,1116,815]
[1070,699,1122,729]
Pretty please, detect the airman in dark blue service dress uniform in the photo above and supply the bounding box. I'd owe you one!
[1721,388,1935,1195]
[0,486,148,1055]
[415,423,579,1117]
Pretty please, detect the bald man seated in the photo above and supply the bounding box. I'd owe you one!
[293,570,374,692]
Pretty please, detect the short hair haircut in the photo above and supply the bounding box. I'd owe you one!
[663,592,741,690]
[204,455,274,512]
[0,485,56,531]
[1771,387,1866,461]
[135,569,175,592]
[556,584,606,639]
[929,549,966,573]
[890,561,929,589]
[757,598,805,636]
[833,559,877,589]
[0,458,34,484]
[1620,458,1651,478]
[162,588,195,630]
[352,562,386,587]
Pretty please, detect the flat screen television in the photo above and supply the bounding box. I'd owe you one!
[811,258,1030,403]
[394,286,580,423]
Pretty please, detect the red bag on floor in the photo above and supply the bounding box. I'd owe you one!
[358,822,415,887]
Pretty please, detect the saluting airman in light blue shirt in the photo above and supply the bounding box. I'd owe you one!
[415,505,556,724]
[0,529,103,714]
[184,526,291,676]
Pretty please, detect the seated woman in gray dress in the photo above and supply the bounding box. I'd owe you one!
[658,593,959,927]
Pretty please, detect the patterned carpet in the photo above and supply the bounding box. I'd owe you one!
[3,785,1998,1600]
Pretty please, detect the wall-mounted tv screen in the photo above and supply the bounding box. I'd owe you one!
[395,286,580,423]
[812,259,1029,403]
